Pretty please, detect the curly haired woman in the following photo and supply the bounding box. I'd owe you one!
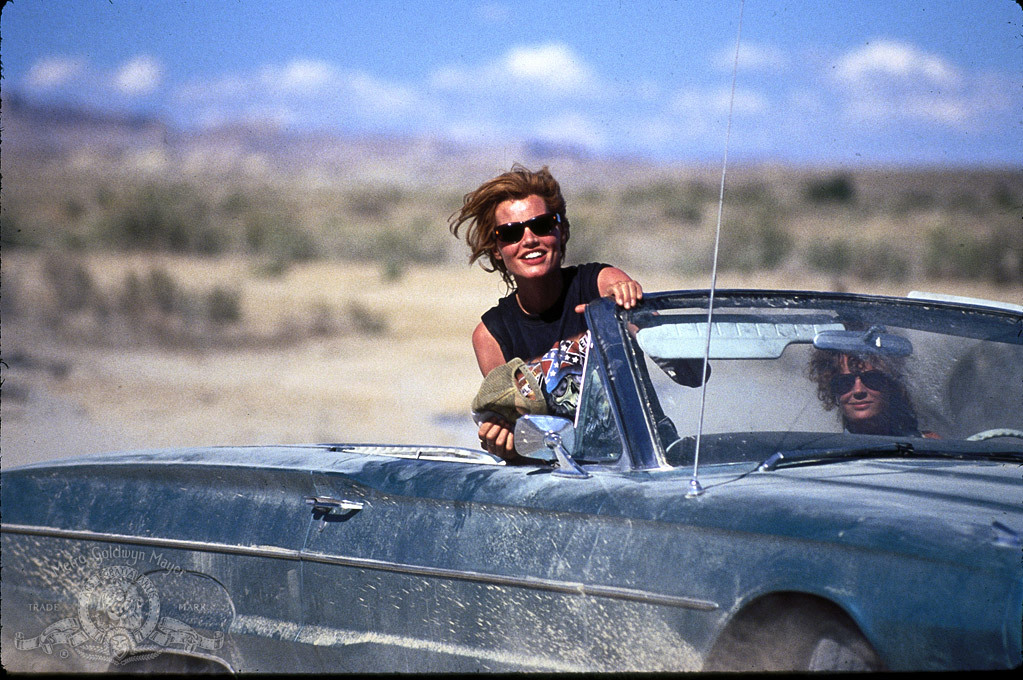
[808,349,936,438]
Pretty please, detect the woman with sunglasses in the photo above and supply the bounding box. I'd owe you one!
[450,164,643,459]
[808,349,937,438]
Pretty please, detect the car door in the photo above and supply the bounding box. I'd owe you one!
[297,342,715,672]
[301,454,546,672]
[299,453,722,672]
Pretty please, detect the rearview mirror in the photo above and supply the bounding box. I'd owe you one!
[813,326,913,356]
[636,314,844,359]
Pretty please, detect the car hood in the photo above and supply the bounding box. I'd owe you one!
[645,457,1022,568]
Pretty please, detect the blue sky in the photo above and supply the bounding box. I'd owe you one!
[2,0,1021,165]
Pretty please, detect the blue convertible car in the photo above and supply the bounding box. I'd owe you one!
[2,289,1021,672]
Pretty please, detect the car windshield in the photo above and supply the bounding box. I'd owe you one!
[626,293,1023,467]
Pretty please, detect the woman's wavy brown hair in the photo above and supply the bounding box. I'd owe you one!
[807,349,910,411]
[807,347,922,436]
[448,164,569,289]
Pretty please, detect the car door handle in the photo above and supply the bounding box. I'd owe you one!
[304,496,365,513]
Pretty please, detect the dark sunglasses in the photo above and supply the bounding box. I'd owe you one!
[829,370,893,397]
[494,212,561,243]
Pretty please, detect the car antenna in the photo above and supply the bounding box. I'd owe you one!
[688,0,746,498]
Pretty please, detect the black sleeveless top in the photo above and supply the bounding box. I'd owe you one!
[481,263,608,363]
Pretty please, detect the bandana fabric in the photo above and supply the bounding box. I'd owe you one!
[515,331,591,418]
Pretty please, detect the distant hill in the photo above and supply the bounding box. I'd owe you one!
[2,92,170,156]
[0,91,675,189]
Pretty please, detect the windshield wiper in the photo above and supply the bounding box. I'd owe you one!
[757,442,1023,471]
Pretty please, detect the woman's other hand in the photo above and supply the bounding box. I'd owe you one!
[477,416,519,461]
[575,266,643,313]
[603,278,643,309]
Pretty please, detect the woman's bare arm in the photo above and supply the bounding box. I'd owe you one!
[471,322,518,459]
[472,321,506,377]
[574,266,643,313]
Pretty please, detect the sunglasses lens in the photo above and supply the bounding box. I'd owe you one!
[529,214,556,236]
[830,374,856,396]
[859,371,890,391]
[495,213,558,243]
[495,224,525,242]
[830,370,890,396]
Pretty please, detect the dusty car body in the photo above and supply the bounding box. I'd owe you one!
[2,289,1021,672]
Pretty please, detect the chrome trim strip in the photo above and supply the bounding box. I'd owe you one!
[2,523,718,612]
[325,444,503,465]
[1,523,302,561]
[301,551,718,611]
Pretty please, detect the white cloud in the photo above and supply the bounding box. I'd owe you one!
[263,59,341,94]
[174,44,606,144]
[503,43,597,92]
[26,56,86,89]
[835,40,959,87]
[113,56,163,96]
[830,39,1010,128]
[431,42,602,97]
[423,44,615,150]
[178,59,343,104]
[175,58,432,130]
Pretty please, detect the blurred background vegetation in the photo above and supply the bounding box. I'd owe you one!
[2,97,1021,350]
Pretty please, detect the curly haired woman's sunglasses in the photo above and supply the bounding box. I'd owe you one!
[829,370,893,397]
[494,212,562,244]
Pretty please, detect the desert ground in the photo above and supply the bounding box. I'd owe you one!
[4,105,1020,470]
[3,250,1019,470]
